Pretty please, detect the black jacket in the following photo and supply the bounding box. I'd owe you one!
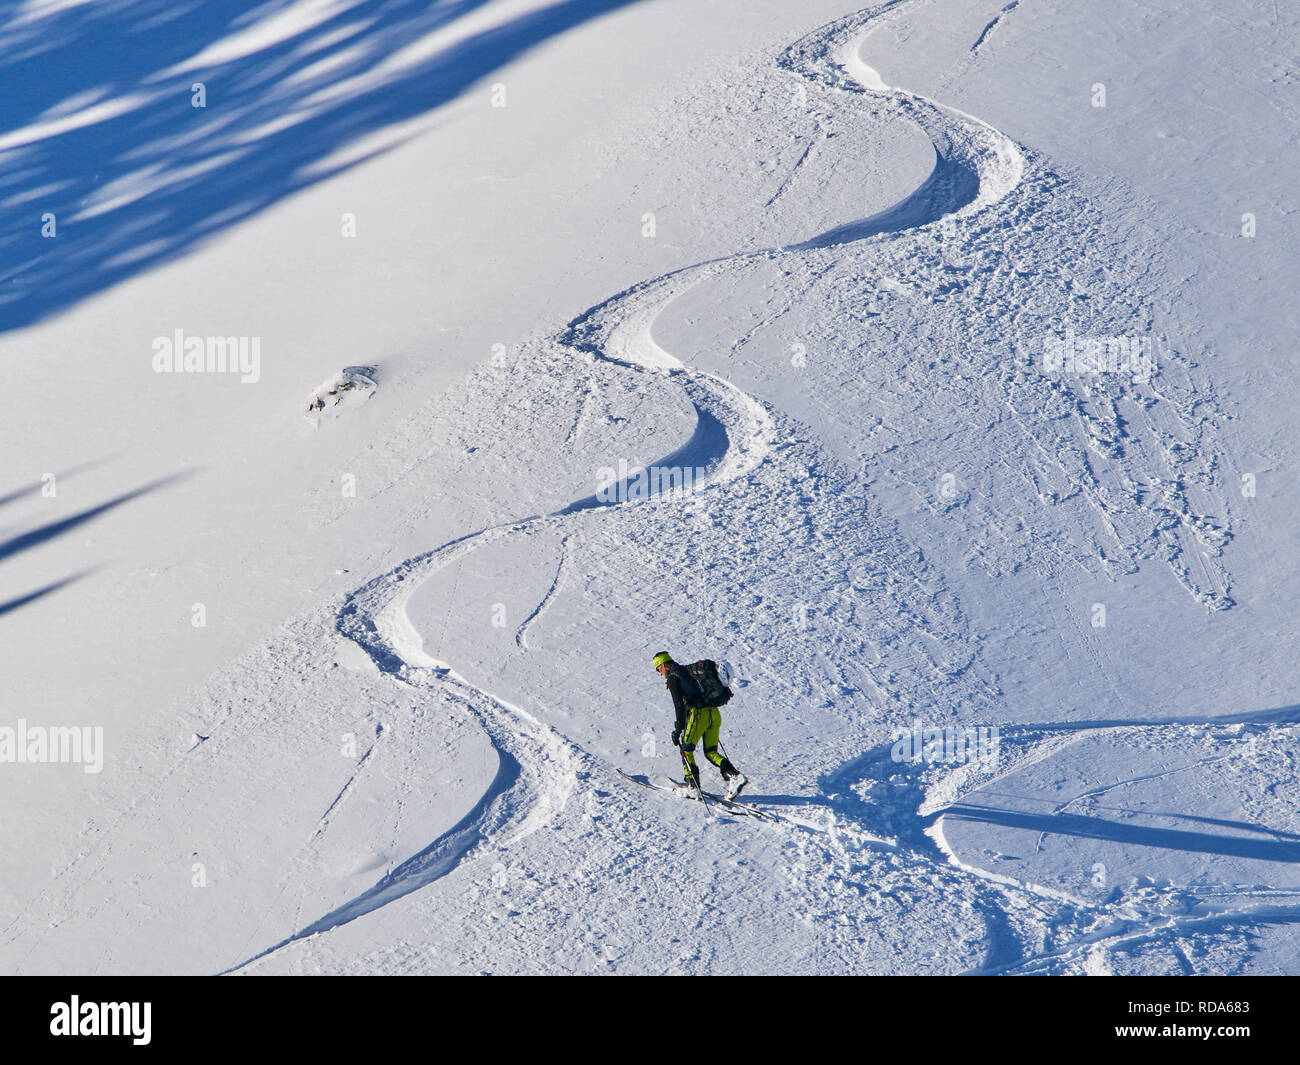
[664,664,701,732]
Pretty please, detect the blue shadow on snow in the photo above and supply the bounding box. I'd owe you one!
[0,0,645,334]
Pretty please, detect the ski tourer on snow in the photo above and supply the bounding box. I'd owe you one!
[652,651,748,799]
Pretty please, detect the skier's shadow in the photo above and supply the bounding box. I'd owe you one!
[741,793,834,813]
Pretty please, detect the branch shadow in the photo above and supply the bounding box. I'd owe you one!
[0,460,103,508]
[0,472,189,564]
[0,470,190,617]
[0,570,92,616]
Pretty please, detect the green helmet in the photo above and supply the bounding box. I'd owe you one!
[652,651,673,670]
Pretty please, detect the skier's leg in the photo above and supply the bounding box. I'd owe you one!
[680,709,703,787]
[702,708,726,771]
[703,708,738,774]
[709,709,746,795]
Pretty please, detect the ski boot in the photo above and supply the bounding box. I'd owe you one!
[721,760,747,799]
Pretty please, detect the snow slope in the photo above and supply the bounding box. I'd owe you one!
[3,0,1297,975]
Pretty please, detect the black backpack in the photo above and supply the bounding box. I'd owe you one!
[682,659,732,708]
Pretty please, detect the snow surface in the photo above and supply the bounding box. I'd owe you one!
[2,0,1298,975]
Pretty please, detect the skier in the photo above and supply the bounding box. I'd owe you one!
[653,651,748,799]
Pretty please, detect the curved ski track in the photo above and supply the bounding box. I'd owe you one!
[230,1,1283,975]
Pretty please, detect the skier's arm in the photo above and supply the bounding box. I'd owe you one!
[666,673,691,734]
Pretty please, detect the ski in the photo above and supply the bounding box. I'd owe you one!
[688,785,782,823]
[617,768,721,818]
[616,769,780,822]
[641,777,760,820]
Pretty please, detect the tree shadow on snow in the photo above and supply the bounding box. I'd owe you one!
[942,803,1300,865]
[0,468,188,616]
[0,0,646,334]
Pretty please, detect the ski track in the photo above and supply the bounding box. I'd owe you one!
[970,0,1020,58]
[310,730,382,843]
[233,0,1270,974]
[515,536,568,650]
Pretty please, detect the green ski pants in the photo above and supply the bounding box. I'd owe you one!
[680,706,724,777]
